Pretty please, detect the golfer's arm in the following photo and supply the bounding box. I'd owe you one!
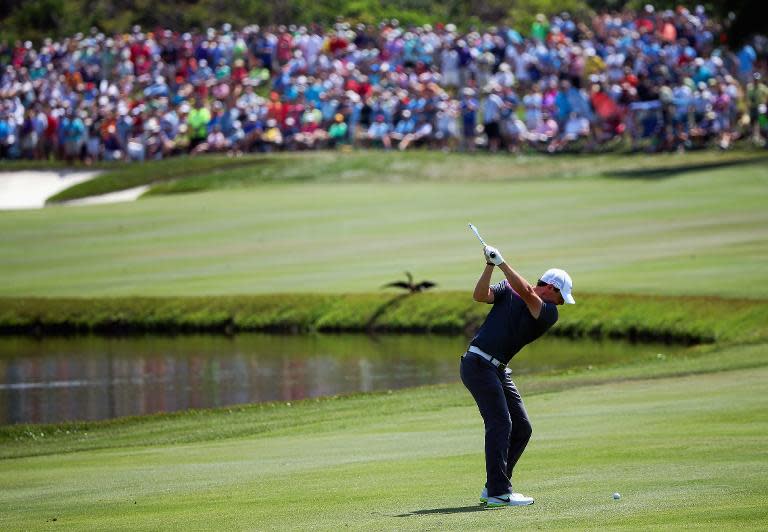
[499,262,543,318]
[473,264,495,303]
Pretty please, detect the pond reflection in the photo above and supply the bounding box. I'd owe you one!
[0,333,683,425]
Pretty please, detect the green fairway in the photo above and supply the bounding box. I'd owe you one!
[1,344,766,530]
[1,151,767,298]
[2,151,767,529]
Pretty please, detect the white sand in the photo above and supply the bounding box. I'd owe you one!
[0,170,101,209]
[0,169,147,209]
[61,185,150,206]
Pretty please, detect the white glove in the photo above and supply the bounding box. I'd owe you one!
[484,245,505,266]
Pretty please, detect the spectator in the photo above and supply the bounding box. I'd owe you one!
[294,113,327,149]
[501,104,529,153]
[398,113,433,150]
[389,109,416,144]
[102,124,123,161]
[747,73,768,143]
[19,108,38,159]
[0,111,12,159]
[367,114,392,149]
[529,111,559,149]
[531,14,550,42]
[460,87,478,151]
[282,116,300,149]
[62,110,86,162]
[0,10,764,162]
[262,118,283,151]
[84,117,102,164]
[481,84,505,152]
[188,98,211,151]
[758,104,768,140]
[328,113,348,147]
[550,112,590,152]
[435,100,460,151]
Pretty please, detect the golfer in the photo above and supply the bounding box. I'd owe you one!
[461,244,575,507]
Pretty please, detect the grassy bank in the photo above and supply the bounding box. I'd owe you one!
[2,292,767,343]
[1,343,765,529]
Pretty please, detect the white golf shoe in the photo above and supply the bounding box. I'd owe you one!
[486,492,535,507]
[480,486,515,503]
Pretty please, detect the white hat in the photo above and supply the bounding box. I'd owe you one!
[540,268,575,304]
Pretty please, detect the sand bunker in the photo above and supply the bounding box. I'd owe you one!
[0,170,147,210]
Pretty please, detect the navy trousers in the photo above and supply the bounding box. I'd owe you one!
[460,351,533,497]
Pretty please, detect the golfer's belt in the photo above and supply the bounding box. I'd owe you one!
[467,345,507,370]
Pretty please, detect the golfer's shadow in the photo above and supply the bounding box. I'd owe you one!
[395,504,487,516]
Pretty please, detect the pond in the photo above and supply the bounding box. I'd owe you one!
[0,333,685,425]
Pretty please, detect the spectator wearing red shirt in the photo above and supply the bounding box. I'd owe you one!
[134,55,152,77]
[277,31,293,64]
[329,32,349,55]
[232,59,248,83]
[12,41,28,69]
[43,107,59,158]
[130,38,151,63]
[267,92,288,125]
[636,5,657,34]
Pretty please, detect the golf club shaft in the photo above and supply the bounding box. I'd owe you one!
[468,223,487,246]
[468,223,496,259]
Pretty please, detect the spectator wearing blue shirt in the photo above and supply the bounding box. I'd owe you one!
[460,87,478,151]
[738,44,757,83]
[0,112,12,159]
[553,79,573,125]
[367,114,392,149]
[63,110,86,162]
[144,76,169,98]
[389,109,416,143]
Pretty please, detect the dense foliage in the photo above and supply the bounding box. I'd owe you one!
[1,0,762,45]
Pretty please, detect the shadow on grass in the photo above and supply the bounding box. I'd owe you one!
[603,154,768,180]
[365,293,410,332]
[395,505,489,516]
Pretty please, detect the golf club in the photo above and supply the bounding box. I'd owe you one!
[468,223,496,258]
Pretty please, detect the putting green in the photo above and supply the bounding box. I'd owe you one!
[0,344,765,529]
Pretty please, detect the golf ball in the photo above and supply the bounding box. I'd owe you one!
[613,492,621,500]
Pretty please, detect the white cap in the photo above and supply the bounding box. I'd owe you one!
[540,268,575,304]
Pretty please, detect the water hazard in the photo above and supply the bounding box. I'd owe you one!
[0,333,683,425]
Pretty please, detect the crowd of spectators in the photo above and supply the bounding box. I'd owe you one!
[1,6,767,163]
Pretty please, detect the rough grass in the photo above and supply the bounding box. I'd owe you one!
[1,292,767,344]
[38,150,768,201]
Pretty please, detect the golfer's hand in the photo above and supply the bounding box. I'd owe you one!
[484,245,505,266]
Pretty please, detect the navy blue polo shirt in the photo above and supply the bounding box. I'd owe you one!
[470,279,559,364]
